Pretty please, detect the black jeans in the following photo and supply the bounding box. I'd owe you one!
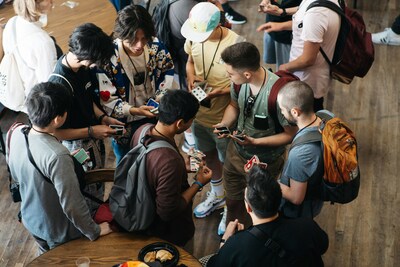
[392,15,400,34]
[314,97,324,112]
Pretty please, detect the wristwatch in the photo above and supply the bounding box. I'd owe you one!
[280,7,287,17]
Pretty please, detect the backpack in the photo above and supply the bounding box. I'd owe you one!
[152,0,180,57]
[233,70,299,133]
[109,124,176,232]
[0,17,26,112]
[290,110,360,204]
[307,0,374,84]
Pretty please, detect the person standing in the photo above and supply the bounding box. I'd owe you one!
[259,0,340,111]
[131,89,212,246]
[277,81,324,218]
[217,42,297,229]
[7,82,112,254]
[181,2,245,235]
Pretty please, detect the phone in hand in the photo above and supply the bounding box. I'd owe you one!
[73,148,89,164]
[146,98,159,108]
[231,134,245,142]
[215,126,230,136]
[110,125,125,135]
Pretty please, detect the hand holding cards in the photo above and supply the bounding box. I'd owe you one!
[110,125,125,135]
[73,148,90,164]
[244,155,268,173]
[188,148,206,172]
[215,126,230,136]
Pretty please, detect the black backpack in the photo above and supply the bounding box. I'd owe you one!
[109,124,176,232]
[152,0,181,57]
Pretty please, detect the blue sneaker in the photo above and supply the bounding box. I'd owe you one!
[194,191,225,218]
[218,206,227,236]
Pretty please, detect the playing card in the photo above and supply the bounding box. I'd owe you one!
[244,155,260,173]
[188,149,206,160]
[191,87,207,102]
[190,157,200,172]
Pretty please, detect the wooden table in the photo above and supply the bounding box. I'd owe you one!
[27,232,202,266]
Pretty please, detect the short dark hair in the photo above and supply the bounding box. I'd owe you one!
[278,81,315,114]
[27,82,72,128]
[221,42,260,72]
[68,23,114,67]
[245,166,282,218]
[158,90,199,125]
[114,5,155,43]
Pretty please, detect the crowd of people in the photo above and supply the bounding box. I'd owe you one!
[0,0,395,266]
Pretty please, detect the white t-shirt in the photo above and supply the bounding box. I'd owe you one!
[3,16,57,102]
[290,0,340,98]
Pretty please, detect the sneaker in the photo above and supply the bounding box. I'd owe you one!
[224,7,247,25]
[181,138,195,154]
[372,28,400,46]
[217,206,227,236]
[194,191,225,218]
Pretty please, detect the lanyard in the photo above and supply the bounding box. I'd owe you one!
[201,27,223,81]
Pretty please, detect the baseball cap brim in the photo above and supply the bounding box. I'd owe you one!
[181,19,214,43]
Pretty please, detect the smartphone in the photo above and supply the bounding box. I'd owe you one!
[73,148,89,164]
[231,134,245,142]
[146,98,159,108]
[215,126,230,136]
[110,125,125,135]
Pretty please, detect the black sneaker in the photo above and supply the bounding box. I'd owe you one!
[224,7,247,25]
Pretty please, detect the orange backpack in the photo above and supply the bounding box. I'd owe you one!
[290,110,360,204]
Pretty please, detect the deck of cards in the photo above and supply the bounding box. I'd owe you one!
[244,155,268,173]
[188,148,206,172]
[191,81,209,102]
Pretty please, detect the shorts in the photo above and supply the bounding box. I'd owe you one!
[223,140,285,200]
[192,121,228,163]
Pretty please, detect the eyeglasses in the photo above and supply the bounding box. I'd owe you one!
[133,71,145,85]
[244,95,256,118]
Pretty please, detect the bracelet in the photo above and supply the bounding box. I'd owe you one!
[193,181,204,191]
[98,114,107,124]
[88,126,93,138]
[220,238,226,244]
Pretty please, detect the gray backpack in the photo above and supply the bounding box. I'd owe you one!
[109,124,176,232]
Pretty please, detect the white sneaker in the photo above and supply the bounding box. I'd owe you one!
[218,206,227,236]
[372,28,400,46]
[193,191,225,218]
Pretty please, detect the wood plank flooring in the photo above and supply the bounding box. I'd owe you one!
[1,0,399,266]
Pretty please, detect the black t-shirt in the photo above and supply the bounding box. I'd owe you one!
[207,217,329,267]
[49,56,98,129]
[266,0,302,44]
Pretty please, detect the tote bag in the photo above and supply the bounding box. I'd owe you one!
[0,17,26,112]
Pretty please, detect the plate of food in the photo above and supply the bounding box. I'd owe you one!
[138,242,179,267]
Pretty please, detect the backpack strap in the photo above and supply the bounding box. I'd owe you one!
[248,226,296,264]
[21,127,53,184]
[306,0,346,66]
[290,130,322,152]
[49,73,74,94]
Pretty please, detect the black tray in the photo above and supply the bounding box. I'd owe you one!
[138,242,180,267]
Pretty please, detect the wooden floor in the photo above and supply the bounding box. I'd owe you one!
[1,0,399,266]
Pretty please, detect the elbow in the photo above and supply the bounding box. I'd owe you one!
[291,198,304,206]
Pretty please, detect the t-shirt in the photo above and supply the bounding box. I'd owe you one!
[231,69,289,163]
[132,124,194,246]
[207,216,329,267]
[48,56,98,130]
[279,127,324,218]
[184,29,244,128]
[290,0,340,98]
[7,127,100,248]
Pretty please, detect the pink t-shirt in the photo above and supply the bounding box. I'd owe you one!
[290,0,340,98]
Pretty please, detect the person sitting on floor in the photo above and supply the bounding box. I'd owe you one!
[204,165,329,267]
[6,82,112,254]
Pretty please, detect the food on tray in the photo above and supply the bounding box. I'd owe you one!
[144,251,157,262]
[156,249,174,262]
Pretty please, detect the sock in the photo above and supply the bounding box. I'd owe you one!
[211,178,225,197]
[184,131,195,146]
